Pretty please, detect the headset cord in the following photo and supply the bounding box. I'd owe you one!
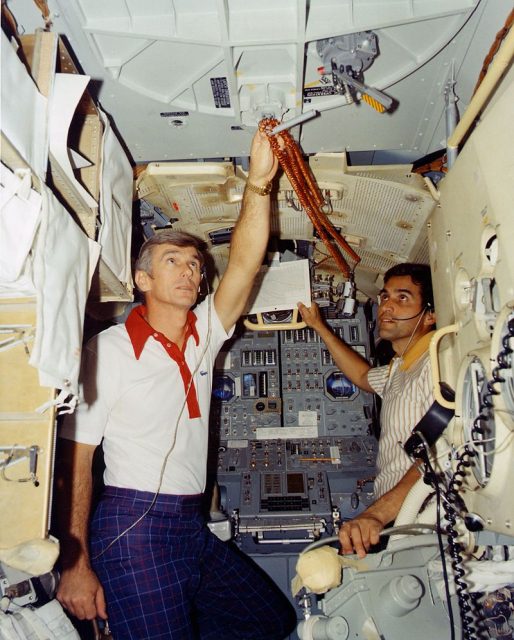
[411,409,486,638]
[416,446,456,640]
[444,451,480,640]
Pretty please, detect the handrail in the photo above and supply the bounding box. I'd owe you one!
[447,24,514,152]
[429,324,459,409]
[243,308,306,331]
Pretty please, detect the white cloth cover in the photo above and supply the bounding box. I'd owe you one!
[429,557,514,597]
[291,546,365,597]
[0,600,80,640]
[97,109,133,286]
[29,184,100,405]
[0,612,26,640]
[0,164,42,297]
[292,546,342,595]
[0,537,59,577]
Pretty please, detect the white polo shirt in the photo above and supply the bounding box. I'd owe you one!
[60,296,232,495]
[367,332,434,499]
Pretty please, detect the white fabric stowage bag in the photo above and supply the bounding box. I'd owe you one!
[97,108,133,287]
[0,164,42,294]
[30,184,100,405]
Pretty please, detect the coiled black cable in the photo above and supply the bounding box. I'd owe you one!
[491,315,514,393]
[444,449,481,639]
[485,313,513,407]
[418,449,456,640]
[483,315,514,416]
[441,316,514,638]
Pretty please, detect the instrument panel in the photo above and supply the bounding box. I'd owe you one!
[208,305,378,549]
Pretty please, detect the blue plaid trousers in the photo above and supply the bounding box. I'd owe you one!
[90,487,296,640]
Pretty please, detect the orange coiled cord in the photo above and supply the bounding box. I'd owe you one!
[259,118,360,278]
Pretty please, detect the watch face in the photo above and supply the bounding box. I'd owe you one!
[247,180,272,195]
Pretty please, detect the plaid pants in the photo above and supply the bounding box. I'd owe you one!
[90,487,296,640]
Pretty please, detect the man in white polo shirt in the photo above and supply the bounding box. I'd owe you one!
[298,263,436,559]
[55,130,296,640]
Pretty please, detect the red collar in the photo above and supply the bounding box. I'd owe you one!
[125,305,199,360]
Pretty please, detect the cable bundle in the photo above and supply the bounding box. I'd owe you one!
[260,118,360,278]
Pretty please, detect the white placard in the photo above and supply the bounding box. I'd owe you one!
[298,410,318,426]
[245,259,311,314]
[256,426,319,440]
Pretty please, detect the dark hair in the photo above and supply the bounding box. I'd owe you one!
[383,263,434,310]
[135,230,206,275]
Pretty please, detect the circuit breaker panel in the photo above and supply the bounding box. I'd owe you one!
[209,305,378,549]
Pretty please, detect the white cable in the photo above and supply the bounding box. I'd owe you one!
[299,523,437,555]
[450,427,514,459]
[393,476,434,530]
[398,310,427,360]
[269,110,319,134]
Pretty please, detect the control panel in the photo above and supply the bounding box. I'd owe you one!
[208,304,378,548]
[210,306,374,440]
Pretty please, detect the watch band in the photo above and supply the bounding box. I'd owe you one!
[246,180,272,196]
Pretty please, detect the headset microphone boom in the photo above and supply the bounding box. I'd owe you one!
[389,303,432,322]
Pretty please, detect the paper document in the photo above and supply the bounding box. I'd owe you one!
[245,259,311,314]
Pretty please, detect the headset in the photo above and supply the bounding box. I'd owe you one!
[404,381,455,456]
[198,265,208,296]
[388,301,433,322]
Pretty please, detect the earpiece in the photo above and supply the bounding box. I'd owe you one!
[198,266,209,296]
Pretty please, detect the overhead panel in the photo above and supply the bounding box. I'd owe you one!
[40,0,488,162]
[136,153,435,293]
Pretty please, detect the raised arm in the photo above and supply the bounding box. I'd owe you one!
[214,130,278,331]
[297,301,374,392]
[54,439,107,620]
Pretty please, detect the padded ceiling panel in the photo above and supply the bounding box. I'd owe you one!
[136,152,436,296]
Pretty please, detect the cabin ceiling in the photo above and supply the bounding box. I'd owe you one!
[5,0,512,297]
[9,0,508,165]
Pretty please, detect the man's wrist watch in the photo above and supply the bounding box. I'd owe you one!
[246,180,273,196]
